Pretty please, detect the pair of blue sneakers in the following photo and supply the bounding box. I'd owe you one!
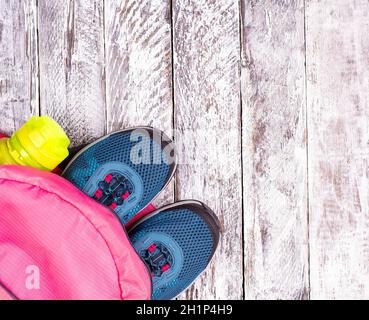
[61,128,221,300]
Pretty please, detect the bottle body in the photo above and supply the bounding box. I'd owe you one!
[0,138,17,165]
[0,116,70,171]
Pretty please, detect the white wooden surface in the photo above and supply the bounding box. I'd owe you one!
[38,0,106,145]
[1,0,369,300]
[241,0,309,300]
[0,0,38,133]
[306,0,369,300]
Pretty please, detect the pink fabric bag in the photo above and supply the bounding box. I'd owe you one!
[0,165,152,300]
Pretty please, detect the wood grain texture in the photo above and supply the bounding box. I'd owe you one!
[241,0,309,299]
[173,0,243,300]
[104,0,174,207]
[38,0,106,146]
[0,0,39,134]
[306,0,369,299]
[104,0,173,132]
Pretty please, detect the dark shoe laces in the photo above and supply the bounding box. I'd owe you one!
[141,243,173,278]
[93,173,131,210]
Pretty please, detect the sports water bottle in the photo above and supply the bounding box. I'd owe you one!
[0,116,70,171]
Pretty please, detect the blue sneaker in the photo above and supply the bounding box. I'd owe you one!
[62,127,177,225]
[128,200,221,300]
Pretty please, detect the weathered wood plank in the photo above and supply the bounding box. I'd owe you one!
[104,0,173,132]
[104,0,174,207]
[0,0,39,133]
[173,0,243,299]
[241,0,309,299]
[306,0,369,300]
[38,0,106,146]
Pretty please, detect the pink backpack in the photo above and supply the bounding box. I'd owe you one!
[0,165,152,300]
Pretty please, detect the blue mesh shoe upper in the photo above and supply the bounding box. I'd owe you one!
[62,129,174,224]
[129,204,219,300]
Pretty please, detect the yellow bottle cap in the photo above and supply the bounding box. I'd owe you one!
[8,116,70,171]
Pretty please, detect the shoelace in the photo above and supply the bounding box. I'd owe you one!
[141,243,173,278]
[93,173,131,210]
